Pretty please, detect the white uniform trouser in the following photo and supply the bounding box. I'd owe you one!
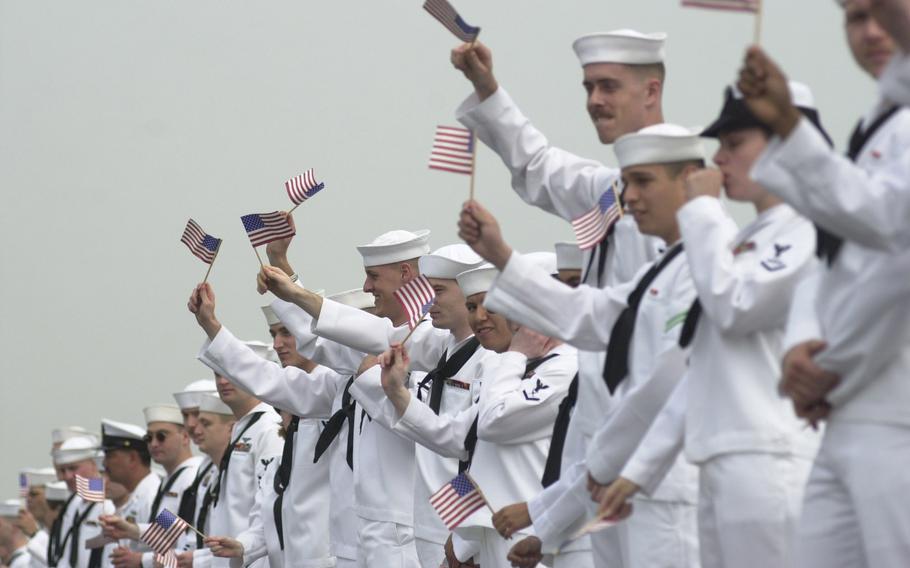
[415,536,445,568]
[798,421,910,568]
[335,559,357,568]
[619,498,699,568]
[591,525,624,568]
[551,550,594,568]
[357,519,420,568]
[698,453,812,568]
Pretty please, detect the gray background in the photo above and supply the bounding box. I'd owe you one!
[0,1,870,488]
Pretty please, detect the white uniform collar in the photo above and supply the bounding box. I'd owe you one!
[733,203,796,246]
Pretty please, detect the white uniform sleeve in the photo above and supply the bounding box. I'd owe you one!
[477,351,576,444]
[270,299,365,375]
[199,326,338,419]
[751,117,910,251]
[391,394,477,460]
[27,531,48,567]
[313,299,448,371]
[485,252,638,351]
[782,269,823,353]
[585,347,688,483]
[191,548,213,568]
[678,197,817,336]
[880,50,910,106]
[347,365,411,430]
[234,470,271,567]
[456,88,613,221]
[619,375,687,496]
[451,532,481,564]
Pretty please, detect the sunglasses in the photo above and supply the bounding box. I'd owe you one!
[142,430,171,444]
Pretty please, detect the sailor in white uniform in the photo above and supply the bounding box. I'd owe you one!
[49,436,115,568]
[258,228,435,568]
[19,468,58,568]
[737,4,910,566]
[597,83,828,568]
[190,286,337,568]
[458,125,709,567]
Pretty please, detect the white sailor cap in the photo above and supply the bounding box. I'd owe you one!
[243,340,280,364]
[261,305,280,326]
[554,242,583,270]
[573,29,667,67]
[356,230,431,267]
[419,244,485,280]
[614,124,705,169]
[173,379,217,411]
[100,419,147,453]
[51,426,93,445]
[326,288,375,310]
[22,467,57,488]
[525,252,558,276]
[52,435,102,465]
[44,481,70,502]
[143,405,184,426]
[456,263,497,297]
[198,393,233,416]
[0,499,21,517]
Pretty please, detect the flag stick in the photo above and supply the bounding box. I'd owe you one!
[468,135,478,201]
[253,246,264,268]
[401,312,430,346]
[202,241,222,285]
[753,0,763,45]
[464,471,496,514]
[288,202,301,214]
[186,523,207,540]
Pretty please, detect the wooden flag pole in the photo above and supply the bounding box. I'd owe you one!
[464,471,496,514]
[753,0,763,45]
[401,312,430,346]
[202,241,222,285]
[186,523,207,540]
[253,246,265,268]
[288,202,301,214]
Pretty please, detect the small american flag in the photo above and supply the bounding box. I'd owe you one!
[155,551,178,568]
[394,275,436,330]
[240,212,295,248]
[180,219,221,264]
[429,472,487,530]
[571,181,622,250]
[75,475,105,503]
[285,169,325,205]
[429,125,475,175]
[681,0,759,12]
[423,0,480,42]
[141,510,187,558]
[19,473,28,497]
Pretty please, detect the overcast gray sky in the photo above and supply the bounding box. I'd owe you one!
[0,0,872,488]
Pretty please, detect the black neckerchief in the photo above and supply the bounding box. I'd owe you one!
[602,244,684,394]
[313,377,356,470]
[459,353,560,473]
[176,461,214,526]
[211,411,265,507]
[417,337,481,414]
[816,105,900,264]
[272,415,300,550]
[147,467,188,523]
[47,493,76,567]
[541,372,579,487]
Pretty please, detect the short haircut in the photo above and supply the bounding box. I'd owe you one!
[662,159,706,178]
[628,62,666,83]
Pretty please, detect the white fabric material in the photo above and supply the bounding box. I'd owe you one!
[325,289,374,310]
[455,86,661,288]
[117,472,160,525]
[356,518,419,568]
[698,453,812,568]
[457,346,575,535]
[53,436,102,466]
[677,198,820,461]
[198,327,336,567]
[572,30,667,66]
[197,393,232,415]
[142,405,183,426]
[418,244,484,279]
[797,421,910,568]
[172,380,217,411]
[554,241,583,270]
[100,419,146,442]
[414,537,445,568]
[26,529,48,568]
[205,403,283,568]
[618,499,699,568]
[752,108,910,424]
[613,124,705,169]
[53,495,116,568]
[455,264,497,297]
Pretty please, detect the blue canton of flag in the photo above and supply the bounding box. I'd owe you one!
[75,475,105,503]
